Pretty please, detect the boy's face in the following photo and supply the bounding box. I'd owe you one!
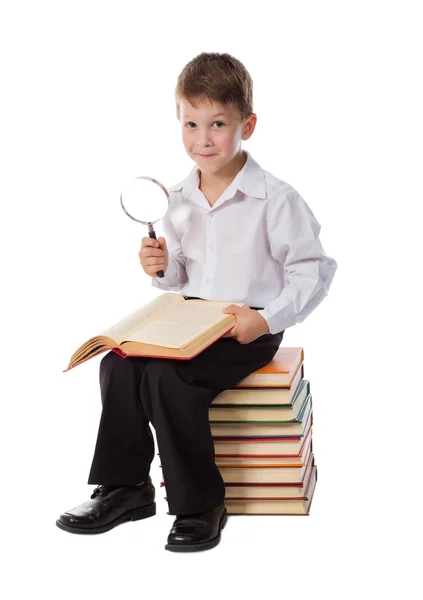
[178,97,256,175]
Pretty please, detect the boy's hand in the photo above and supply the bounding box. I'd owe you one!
[139,236,169,277]
[221,305,269,344]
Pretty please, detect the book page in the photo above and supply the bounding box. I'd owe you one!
[100,292,184,343]
[126,300,244,349]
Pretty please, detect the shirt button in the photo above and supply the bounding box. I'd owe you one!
[205,278,211,284]
[210,213,214,218]
[208,245,213,251]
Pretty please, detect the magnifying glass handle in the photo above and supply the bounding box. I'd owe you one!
[148,229,164,278]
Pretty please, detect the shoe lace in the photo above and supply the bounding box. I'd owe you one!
[90,484,113,499]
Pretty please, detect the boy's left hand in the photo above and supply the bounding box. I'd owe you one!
[221,305,269,344]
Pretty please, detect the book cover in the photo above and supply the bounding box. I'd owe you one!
[208,380,310,422]
[64,293,245,370]
[214,422,313,459]
[224,453,315,499]
[215,432,312,467]
[213,363,304,405]
[224,466,318,514]
[235,347,304,388]
[209,400,312,438]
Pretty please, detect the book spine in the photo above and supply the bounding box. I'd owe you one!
[112,347,126,358]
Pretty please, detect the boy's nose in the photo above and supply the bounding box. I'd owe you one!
[196,130,213,146]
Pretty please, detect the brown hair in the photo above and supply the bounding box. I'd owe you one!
[175,52,253,122]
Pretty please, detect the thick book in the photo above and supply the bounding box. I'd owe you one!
[216,446,313,484]
[213,362,304,405]
[209,380,310,422]
[64,292,246,371]
[224,466,317,514]
[214,426,312,465]
[224,453,315,499]
[215,430,311,467]
[214,417,313,456]
[234,347,304,388]
[209,393,312,437]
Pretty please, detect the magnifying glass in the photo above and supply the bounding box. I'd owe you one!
[120,176,170,278]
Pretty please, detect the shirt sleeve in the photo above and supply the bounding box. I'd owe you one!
[257,190,338,334]
[151,205,188,292]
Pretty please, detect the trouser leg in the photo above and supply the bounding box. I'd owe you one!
[140,359,222,515]
[140,331,284,516]
[87,351,155,485]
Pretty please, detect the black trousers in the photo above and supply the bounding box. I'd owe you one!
[88,297,284,515]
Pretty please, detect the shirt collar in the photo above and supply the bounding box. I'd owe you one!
[168,150,266,202]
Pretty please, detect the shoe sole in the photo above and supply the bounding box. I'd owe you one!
[164,508,228,552]
[55,501,156,534]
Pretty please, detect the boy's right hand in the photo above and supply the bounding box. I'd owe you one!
[139,236,169,277]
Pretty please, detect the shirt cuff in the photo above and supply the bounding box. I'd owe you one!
[152,257,178,286]
[257,302,296,335]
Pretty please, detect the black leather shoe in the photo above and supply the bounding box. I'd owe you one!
[165,503,227,552]
[56,476,156,534]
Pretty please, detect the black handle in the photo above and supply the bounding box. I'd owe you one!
[148,229,164,278]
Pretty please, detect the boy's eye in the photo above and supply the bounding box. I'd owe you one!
[185,121,225,128]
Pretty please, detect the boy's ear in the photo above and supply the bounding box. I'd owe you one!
[242,113,257,140]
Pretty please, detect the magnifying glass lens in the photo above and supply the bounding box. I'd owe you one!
[121,178,169,223]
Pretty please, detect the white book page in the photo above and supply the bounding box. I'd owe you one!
[128,300,244,348]
[99,293,183,344]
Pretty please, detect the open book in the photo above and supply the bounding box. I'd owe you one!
[64,292,246,372]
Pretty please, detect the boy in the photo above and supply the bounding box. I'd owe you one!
[56,52,337,552]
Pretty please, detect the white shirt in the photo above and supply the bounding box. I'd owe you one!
[152,150,337,334]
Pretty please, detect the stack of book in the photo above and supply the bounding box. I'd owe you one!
[160,346,317,516]
[209,347,316,515]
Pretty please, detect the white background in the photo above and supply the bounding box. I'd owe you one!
[1,1,422,598]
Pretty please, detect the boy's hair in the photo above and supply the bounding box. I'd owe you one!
[175,52,253,122]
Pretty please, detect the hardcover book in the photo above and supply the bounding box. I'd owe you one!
[64,292,245,370]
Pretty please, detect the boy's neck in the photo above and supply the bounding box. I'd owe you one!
[199,150,247,190]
